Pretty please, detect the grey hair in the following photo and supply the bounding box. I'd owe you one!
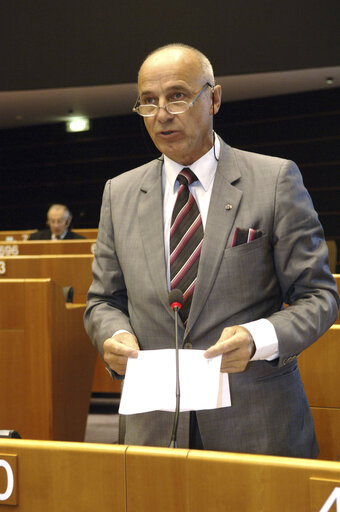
[139,43,215,86]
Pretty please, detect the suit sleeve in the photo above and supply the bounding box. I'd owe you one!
[266,160,339,365]
[84,180,134,358]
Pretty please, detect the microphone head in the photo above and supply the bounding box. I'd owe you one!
[169,289,184,310]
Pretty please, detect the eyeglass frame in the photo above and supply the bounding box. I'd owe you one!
[132,82,213,117]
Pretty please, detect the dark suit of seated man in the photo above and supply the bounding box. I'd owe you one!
[29,204,85,240]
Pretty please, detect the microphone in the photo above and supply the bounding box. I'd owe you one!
[168,289,183,448]
[169,288,183,312]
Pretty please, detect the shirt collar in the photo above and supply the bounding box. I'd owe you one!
[163,134,220,192]
[51,228,68,240]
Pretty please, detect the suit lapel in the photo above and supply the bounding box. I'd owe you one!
[187,142,243,333]
[138,159,174,318]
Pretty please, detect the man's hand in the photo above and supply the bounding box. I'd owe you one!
[103,332,139,376]
[204,326,255,373]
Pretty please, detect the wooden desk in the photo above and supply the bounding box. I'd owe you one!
[0,279,96,441]
[0,240,96,256]
[186,450,340,512]
[326,240,337,273]
[0,254,93,303]
[0,254,120,395]
[0,229,98,241]
[334,273,340,323]
[0,440,126,510]
[299,325,340,460]
[73,228,98,239]
[0,440,339,511]
[0,230,33,241]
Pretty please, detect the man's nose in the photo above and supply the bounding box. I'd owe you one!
[156,104,174,122]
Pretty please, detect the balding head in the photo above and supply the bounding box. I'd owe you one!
[138,44,215,89]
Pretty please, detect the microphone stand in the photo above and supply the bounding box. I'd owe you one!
[169,301,180,448]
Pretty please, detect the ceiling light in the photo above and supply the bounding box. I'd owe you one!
[66,117,90,132]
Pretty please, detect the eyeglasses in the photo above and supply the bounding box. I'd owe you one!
[133,82,212,117]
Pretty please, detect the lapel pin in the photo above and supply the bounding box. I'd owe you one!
[225,204,233,210]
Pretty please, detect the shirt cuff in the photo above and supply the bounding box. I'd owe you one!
[241,319,279,361]
[112,329,130,337]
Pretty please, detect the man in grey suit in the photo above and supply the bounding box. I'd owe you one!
[84,44,339,456]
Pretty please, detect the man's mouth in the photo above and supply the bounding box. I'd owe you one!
[158,130,179,137]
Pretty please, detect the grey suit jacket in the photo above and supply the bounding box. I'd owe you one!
[84,139,339,457]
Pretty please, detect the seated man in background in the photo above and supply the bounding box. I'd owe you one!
[29,204,85,240]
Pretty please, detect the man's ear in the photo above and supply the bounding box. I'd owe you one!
[210,84,222,116]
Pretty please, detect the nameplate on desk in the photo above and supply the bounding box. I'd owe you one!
[0,245,19,257]
[310,477,340,512]
[0,455,18,506]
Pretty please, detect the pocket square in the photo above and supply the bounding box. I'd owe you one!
[231,227,262,247]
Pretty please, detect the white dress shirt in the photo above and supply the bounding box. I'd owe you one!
[51,229,68,240]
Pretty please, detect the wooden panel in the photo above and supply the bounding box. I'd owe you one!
[0,254,122,395]
[334,273,340,324]
[298,325,340,408]
[0,279,96,441]
[0,440,126,512]
[0,239,96,255]
[0,280,53,439]
[1,441,340,511]
[0,230,33,241]
[92,357,122,394]
[0,254,93,303]
[48,281,97,441]
[73,228,98,239]
[335,274,340,288]
[0,279,25,329]
[298,325,340,461]
[0,330,44,435]
[326,240,337,273]
[311,407,340,461]
[187,451,340,512]
[126,446,188,512]
[310,477,340,512]
[40,256,92,304]
[0,229,98,241]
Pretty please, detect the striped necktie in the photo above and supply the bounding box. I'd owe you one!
[170,168,204,324]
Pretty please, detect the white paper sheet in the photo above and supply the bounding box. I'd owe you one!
[119,349,231,415]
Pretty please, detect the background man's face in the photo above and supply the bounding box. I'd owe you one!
[47,207,69,236]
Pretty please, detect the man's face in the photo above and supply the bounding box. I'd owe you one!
[47,207,69,237]
[138,49,220,166]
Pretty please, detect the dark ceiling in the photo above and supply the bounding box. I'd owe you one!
[1,0,339,91]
